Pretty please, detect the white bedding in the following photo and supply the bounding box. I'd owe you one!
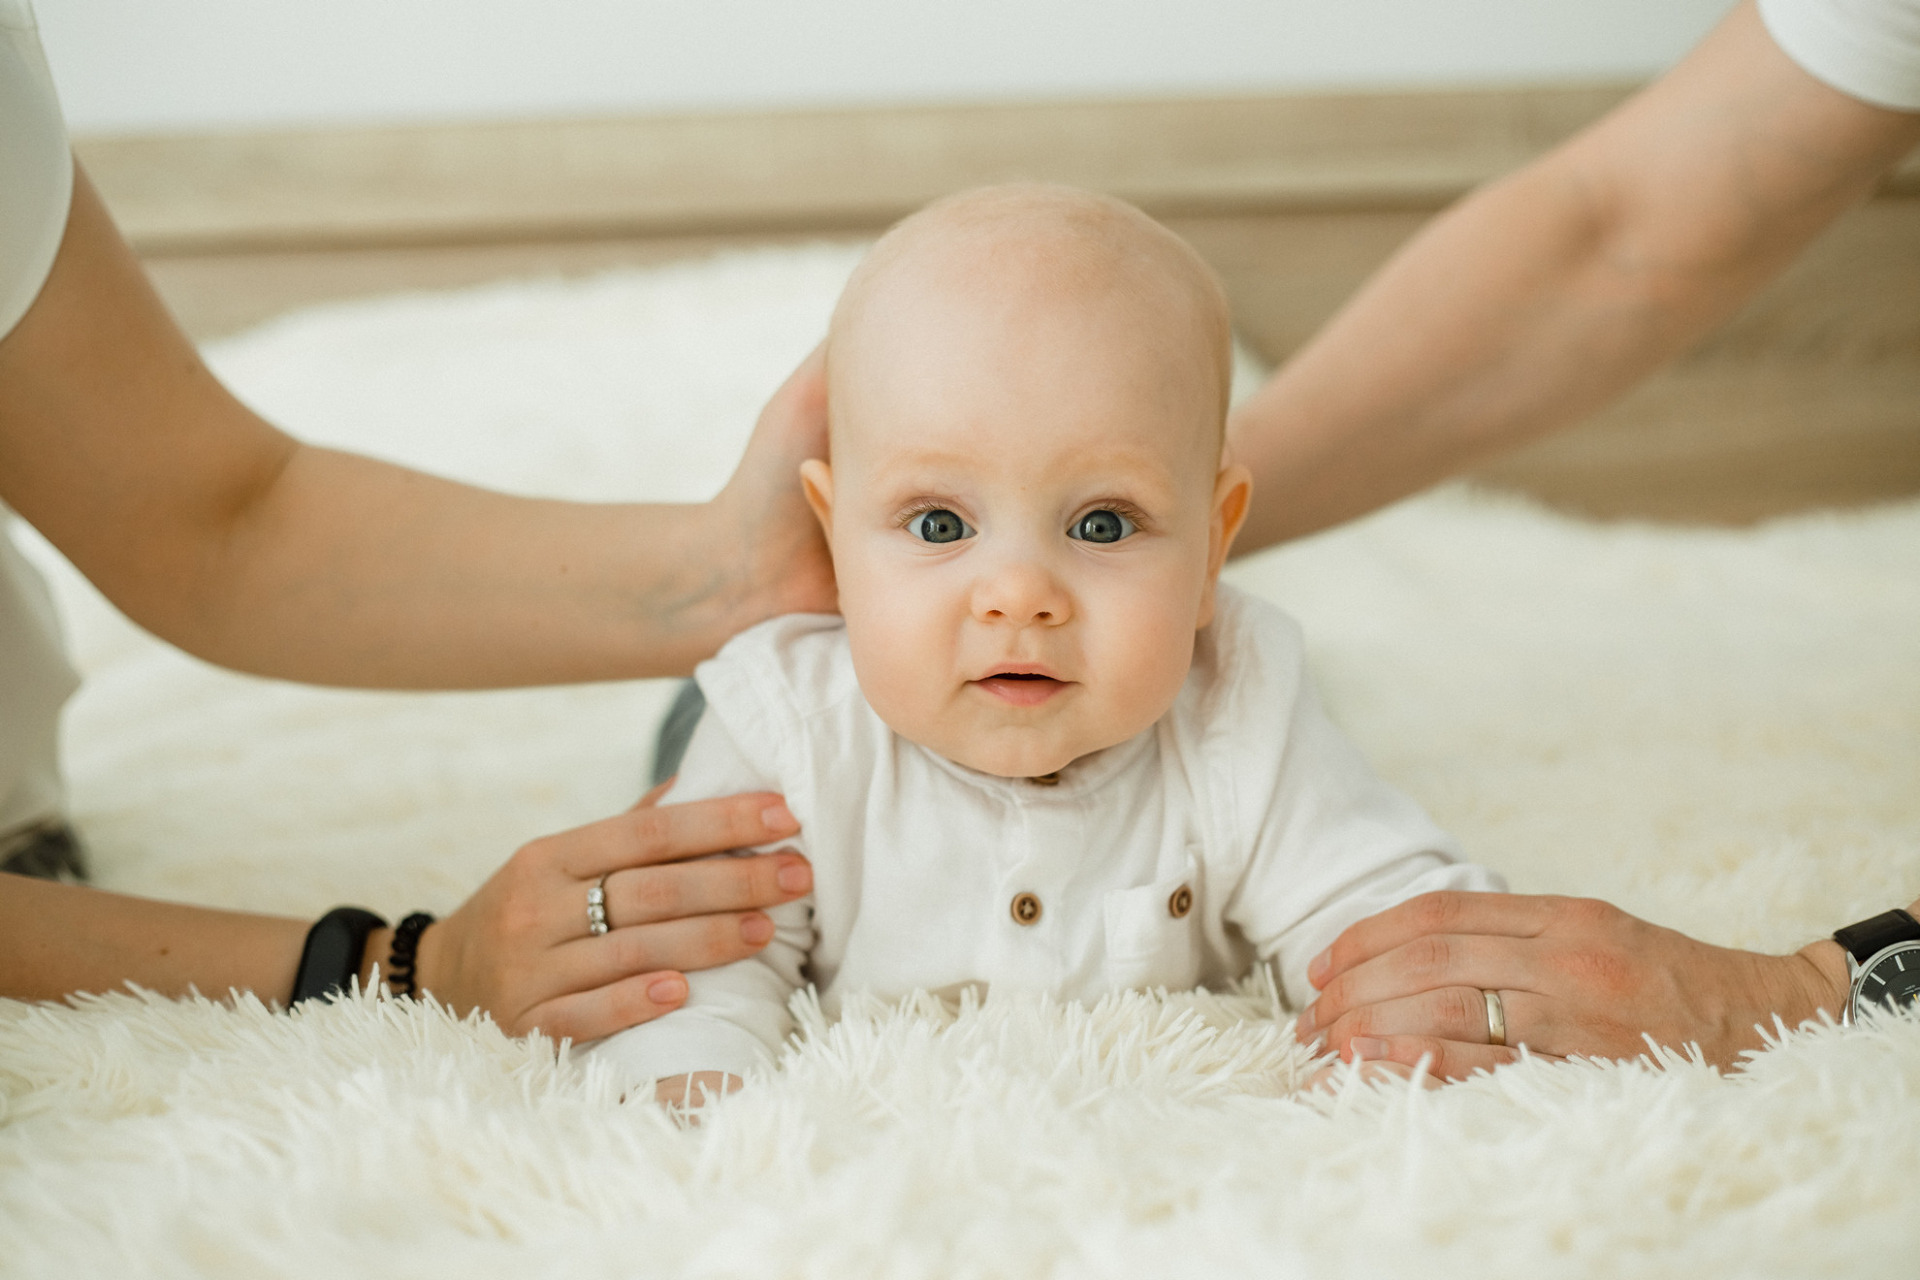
[2,244,1917,1277]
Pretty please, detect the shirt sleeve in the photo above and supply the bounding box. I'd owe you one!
[0,5,73,342]
[1208,599,1504,1010]
[1758,0,1920,111]
[581,694,814,1090]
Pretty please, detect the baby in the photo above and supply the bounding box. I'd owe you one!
[591,184,1502,1102]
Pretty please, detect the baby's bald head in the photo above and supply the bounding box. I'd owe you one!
[825,184,1232,461]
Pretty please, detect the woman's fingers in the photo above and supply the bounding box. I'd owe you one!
[553,911,778,993]
[1307,891,1556,990]
[602,850,811,927]
[549,791,802,880]
[514,969,691,1043]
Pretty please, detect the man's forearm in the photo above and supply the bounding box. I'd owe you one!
[1227,2,1920,551]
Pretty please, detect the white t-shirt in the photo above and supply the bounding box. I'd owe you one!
[0,0,78,839]
[1760,0,1920,110]
[589,586,1504,1087]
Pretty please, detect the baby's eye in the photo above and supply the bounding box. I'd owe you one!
[907,509,975,544]
[1068,509,1137,544]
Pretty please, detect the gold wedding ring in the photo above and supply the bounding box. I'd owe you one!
[1483,989,1508,1048]
[586,872,612,937]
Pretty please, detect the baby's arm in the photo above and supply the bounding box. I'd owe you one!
[1223,677,1502,1009]
[587,695,813,1097]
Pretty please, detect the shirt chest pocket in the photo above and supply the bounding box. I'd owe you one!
[1101,852,1203,992]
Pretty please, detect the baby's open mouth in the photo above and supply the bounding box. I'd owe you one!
[973,672,1068,707]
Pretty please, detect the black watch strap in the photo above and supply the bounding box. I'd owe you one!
[291,906,388,1005]
[1833,908,1920,966]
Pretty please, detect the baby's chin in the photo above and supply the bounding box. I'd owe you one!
[905,723,1131,781]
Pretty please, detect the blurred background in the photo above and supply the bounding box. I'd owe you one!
[33,0,1919,521]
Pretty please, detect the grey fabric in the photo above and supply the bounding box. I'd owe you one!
[650,679,708,788]
[0,819,86,882]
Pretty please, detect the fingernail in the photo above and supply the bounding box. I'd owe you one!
[776,859,812,894]
[1350,1037,1389,1061]
[1295,1004,1317,1035]
[648,975,687,1005]
[1308,948,1332,987]
[740,913,775,945]
[762,801,797,833]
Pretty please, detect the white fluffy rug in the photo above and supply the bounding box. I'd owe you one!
[4,244,1919,1277]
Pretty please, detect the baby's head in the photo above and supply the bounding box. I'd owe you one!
[802,183,1251,778]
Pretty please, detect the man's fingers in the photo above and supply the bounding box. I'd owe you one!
[516,970,690,1043]
[555,791,801,879]
[606,851,811,925]
[554,911,778,992]
[1306,986,1559,1059]
[1308,891,1557,990]
[1301,933,1545,1037]
[1344,1033,1559,1083]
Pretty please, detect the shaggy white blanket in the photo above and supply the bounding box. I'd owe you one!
[3,245,1918,1277]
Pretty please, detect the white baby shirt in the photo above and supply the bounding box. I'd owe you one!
[589,585,1504,1086]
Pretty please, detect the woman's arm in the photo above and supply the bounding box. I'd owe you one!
[0,167,834,688]
[1227,1,1920,551]
[0,784,814,1043]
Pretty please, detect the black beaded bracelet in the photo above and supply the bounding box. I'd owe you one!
[386,911,436,999]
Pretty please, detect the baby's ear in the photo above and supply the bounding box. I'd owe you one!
[799,459,835,538]
[1198,462,1253,627]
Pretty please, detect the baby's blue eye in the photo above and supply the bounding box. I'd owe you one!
[1069,510,1136,544]
[908,509,974,544]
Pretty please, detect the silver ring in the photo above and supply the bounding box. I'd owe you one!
[586,873,611,937]
[1483,989,1507,1048]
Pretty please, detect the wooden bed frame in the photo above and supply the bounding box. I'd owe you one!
[79,86,1920,524]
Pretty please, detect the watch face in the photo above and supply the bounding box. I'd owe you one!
[1855,942,1920,1016]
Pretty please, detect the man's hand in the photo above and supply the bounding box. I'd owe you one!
[1294,891,1854,1080]
[376,781,812,1043]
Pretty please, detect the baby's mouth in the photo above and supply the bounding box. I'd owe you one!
[973,671,1069,707]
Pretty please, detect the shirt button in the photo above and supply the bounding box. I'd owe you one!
[1168,884,1194,918]
[1010,892,1043,926]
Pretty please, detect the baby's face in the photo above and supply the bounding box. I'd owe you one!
[806,218,1249,778]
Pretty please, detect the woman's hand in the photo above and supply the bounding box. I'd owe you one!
[1293,891,1853,1080]
[384,781,812,1042]
[700,345,837,630]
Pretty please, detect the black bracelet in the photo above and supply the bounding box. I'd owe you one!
[291,907,387,1006]
[386,911,436,999]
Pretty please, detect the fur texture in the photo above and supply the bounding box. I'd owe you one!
[3,244,1917,1276]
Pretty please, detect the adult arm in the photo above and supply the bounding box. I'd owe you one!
[0,166,834,688]
[1227,1,1920,551]
[1294,889,1905,1079]
[0,783,814,1043]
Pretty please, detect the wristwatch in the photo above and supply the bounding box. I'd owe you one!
[1833,908,1920,1023]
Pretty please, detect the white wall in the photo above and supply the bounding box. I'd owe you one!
[36,0,1738,137]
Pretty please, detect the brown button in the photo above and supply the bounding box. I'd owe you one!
[1010,892,1043,926]
[1168,884,1194,918]
[1028,771,1061,787]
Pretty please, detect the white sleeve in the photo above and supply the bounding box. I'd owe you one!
[0,4,73,342]
[1758,0,1920,111]
[1221,677,1504,1011]
[581,700,813,1089]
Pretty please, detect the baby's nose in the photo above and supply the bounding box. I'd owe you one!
[970,558,1071,627]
